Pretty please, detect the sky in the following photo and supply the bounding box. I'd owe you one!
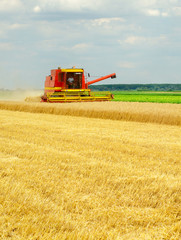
[0,0,181,89]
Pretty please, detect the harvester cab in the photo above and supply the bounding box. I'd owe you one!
[41,67,116,102]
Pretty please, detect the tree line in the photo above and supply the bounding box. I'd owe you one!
[90,84,181,91]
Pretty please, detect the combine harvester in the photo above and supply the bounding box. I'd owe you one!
[41,67,116,102]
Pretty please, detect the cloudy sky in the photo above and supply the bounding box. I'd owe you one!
[0,0,181,89]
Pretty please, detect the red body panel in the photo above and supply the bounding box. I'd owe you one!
[44,69,65,93]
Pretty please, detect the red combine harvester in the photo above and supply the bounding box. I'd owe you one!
[41,67,116,102]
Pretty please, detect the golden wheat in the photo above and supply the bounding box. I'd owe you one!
[0,100,181,126]
[0,108,181,239]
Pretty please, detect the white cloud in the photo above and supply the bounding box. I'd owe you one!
[169,0,178,3]
[72,43,90,49]
[136,0,178,9]
[72,43,92,53]
[173,7,181,16]
[144,9,170,17]
[134,0,179,17]
[124,36,146,45]
[37,0,103,12]
[9,23,27,29]
[33,6,41,13]
[39,39,92,53]
[89,17,127,33]
[78,17,132,37]
[118,62,135,69]
[91,17,125,26]
[133,0,157,8]
[0,0,22,11]
[0,43,13,51]
[0,22,28,39]
[0,23,24,38]
[119,35,168,46]
[0,30,4,38]
[145,9,161,16]
[161,12,169,17]
[0,0,177,17]
[0,0,175,17]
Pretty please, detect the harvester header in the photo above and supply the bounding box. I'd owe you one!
[41,67,116,102]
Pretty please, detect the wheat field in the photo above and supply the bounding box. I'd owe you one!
[0,100,181,126]
[0,101,181,239]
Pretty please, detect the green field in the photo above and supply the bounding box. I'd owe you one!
[0,90,181,104]
[112,91,181,104]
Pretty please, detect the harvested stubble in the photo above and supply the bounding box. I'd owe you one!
[0,107,181,239]
[0,100,181,126]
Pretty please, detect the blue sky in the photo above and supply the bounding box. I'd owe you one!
[0,0,181,89]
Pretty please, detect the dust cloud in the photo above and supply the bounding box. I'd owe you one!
[0,89,43,102]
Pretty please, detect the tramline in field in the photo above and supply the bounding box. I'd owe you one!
[41,67,116,102]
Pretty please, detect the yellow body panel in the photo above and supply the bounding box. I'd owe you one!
[46,90,113,102]
[61,89,90,92]
[61,69,84,73]
[45,87,62,90]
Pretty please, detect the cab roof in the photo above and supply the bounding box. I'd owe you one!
[61,68,84,73]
